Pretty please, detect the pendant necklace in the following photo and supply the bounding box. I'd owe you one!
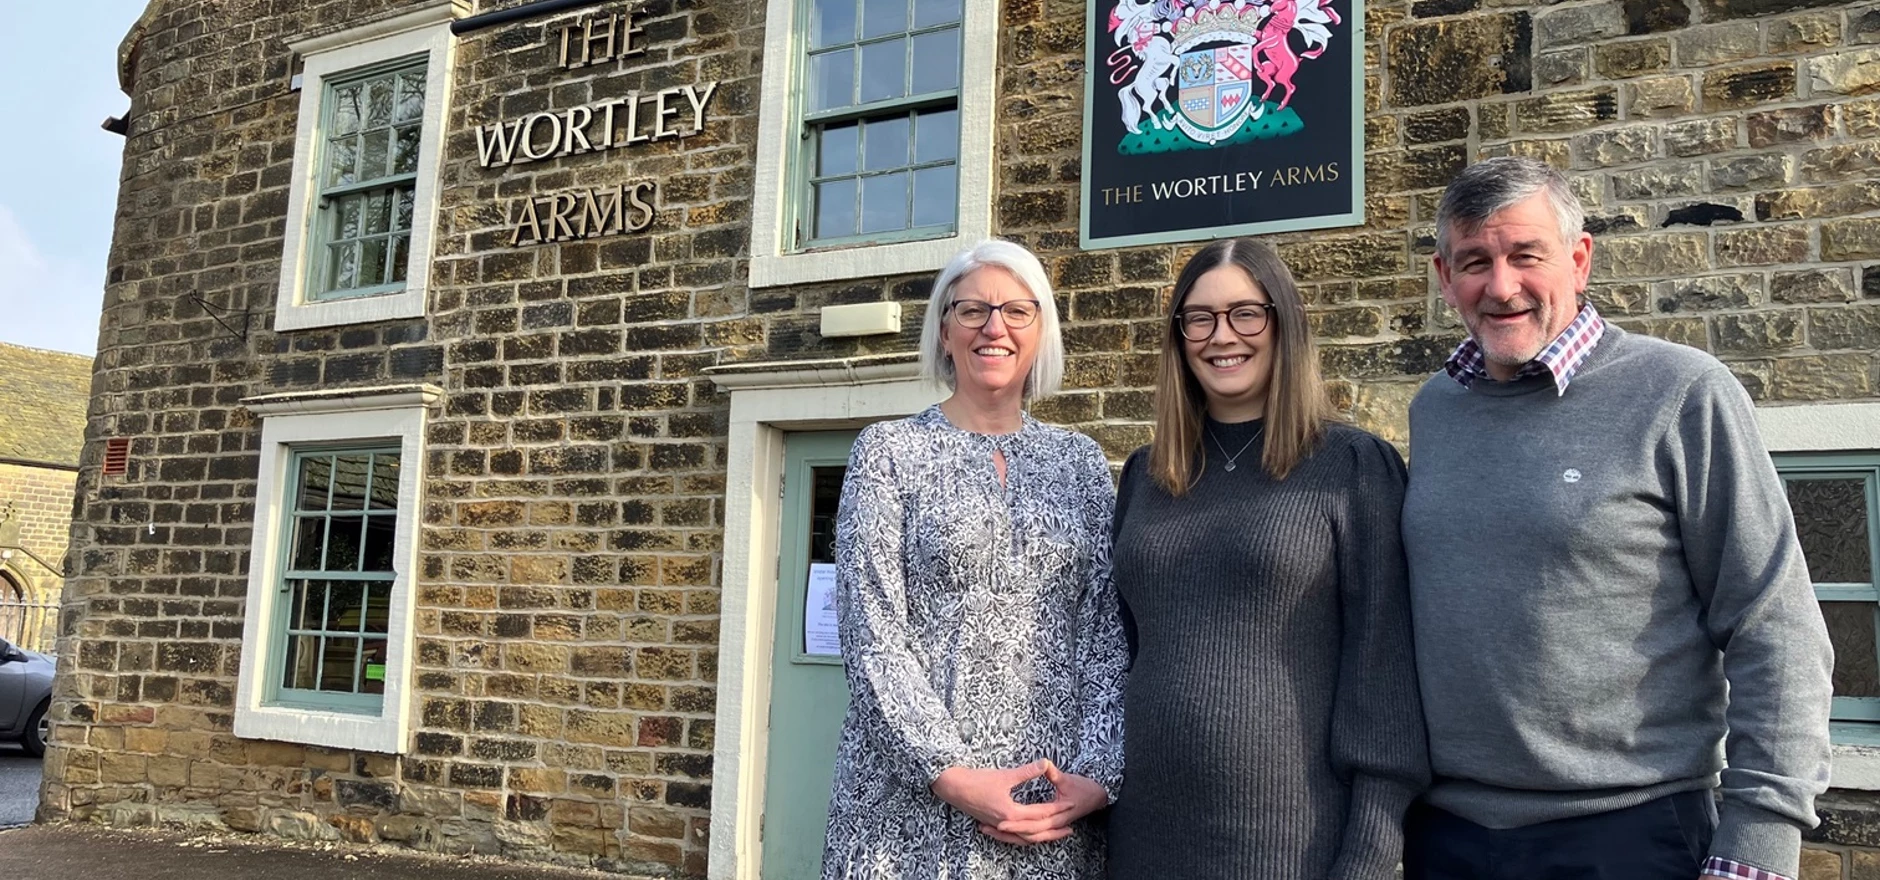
[1207,424,1265,472]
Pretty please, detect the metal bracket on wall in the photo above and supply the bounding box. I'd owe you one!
[187,294,251,342]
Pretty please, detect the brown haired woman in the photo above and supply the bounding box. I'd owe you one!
[1105,238,1429,880]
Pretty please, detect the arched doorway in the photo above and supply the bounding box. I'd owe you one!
[0,571,25,648]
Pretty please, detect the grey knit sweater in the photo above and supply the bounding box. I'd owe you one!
[1107,420,1430,880]
[1401,326,1834,877]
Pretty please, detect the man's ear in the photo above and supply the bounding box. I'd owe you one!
[1572,232,1594,289]
[1433,252,1458,308]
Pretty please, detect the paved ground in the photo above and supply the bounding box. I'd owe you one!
[0,743,41,828]
[0,824,633,879]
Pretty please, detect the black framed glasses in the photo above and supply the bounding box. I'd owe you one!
[948,299,1041,330]
[1175,303,1276,341]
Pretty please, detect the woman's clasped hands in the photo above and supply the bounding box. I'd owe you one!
[930,760,1110,846]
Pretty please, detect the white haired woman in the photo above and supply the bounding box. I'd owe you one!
[820,239,1128,880]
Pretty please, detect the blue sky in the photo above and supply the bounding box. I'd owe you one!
[0,2,150,356]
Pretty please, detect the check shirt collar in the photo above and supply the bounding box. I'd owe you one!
[1444,303,1606,396]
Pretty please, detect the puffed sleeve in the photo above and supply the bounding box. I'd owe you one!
[1327,433,1431,880]
[834,424,973,788]
[1063,437,1128,802]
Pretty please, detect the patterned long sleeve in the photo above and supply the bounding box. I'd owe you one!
[1063,439,1127,801]
[833,425,972,788]
[1327,435,1430,880]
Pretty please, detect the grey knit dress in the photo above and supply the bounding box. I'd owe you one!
[1106,419,1429,880]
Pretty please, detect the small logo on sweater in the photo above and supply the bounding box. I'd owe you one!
[1562,468,1582,483]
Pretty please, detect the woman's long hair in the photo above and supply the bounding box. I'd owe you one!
[1149,238,1339,495]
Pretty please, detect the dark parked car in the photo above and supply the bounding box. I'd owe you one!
[0,637,52,757]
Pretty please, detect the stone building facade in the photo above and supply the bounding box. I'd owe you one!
[46,0,1880,878]
[0,341,91,652]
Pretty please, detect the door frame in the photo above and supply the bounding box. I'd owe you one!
[705,357,940,880]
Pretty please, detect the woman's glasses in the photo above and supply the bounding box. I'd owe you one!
[1174,303,1275,341]
[949,299,1041,330]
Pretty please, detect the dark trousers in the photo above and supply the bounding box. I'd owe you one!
[1403,790,1717,880]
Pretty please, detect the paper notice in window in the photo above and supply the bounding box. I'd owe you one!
[804,562,841,657]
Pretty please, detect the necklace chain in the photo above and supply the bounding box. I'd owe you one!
[1207,425,1265,472]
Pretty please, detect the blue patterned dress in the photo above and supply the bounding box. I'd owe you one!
[821,405,1128,880]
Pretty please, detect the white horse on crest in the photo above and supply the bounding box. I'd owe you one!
[1110,0,1178,134]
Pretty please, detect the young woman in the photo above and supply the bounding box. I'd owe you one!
[822,240,1127,880]
[1106,238,1428,879]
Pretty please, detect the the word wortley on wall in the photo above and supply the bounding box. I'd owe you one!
[478,9,720,245]
[49,0,1880,878]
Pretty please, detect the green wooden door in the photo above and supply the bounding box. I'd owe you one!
[760,430,858,879]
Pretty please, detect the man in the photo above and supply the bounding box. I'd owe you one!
[1401,156,1834,880]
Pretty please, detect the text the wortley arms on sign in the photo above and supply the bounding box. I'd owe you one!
[494,6,720,246]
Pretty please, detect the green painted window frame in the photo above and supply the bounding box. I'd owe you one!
[263,444,403,715]
[787,0,963,250]
[308,57,428,302]
[1774,452,1880,732]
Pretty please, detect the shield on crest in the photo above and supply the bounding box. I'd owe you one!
[1176,45,1255,137]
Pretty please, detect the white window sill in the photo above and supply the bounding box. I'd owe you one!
[274,287,427,331]
[234,704,405,754]
[1833,742,1880,790]
[750,234,978,288]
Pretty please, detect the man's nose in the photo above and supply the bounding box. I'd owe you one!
[1483,260,1522,302]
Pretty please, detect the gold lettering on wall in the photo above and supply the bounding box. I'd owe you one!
[510,182,658,247]
[491,5,704,247]
[475,83,720,168]
[559,10,646,69]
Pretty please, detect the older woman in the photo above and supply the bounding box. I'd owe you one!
[1106,238,1428,879]
[821,240,1127,880]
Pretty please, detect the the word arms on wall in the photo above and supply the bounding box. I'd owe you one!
[510,182,656,247]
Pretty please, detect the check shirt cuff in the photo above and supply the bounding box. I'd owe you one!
[1703,857,1792,880]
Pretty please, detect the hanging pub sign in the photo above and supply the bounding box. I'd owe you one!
[1080,0,1364,249]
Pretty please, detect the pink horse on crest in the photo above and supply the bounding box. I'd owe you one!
[1247,0,1340,119]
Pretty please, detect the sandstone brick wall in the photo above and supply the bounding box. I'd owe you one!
[49,0,1880,876]
[0,461,76,643]
[0,463,77,586]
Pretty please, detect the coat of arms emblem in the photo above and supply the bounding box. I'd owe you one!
[1107,0,1342,153]
[1177,45,1255,143]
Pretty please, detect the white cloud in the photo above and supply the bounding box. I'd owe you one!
[0,204,104,355]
